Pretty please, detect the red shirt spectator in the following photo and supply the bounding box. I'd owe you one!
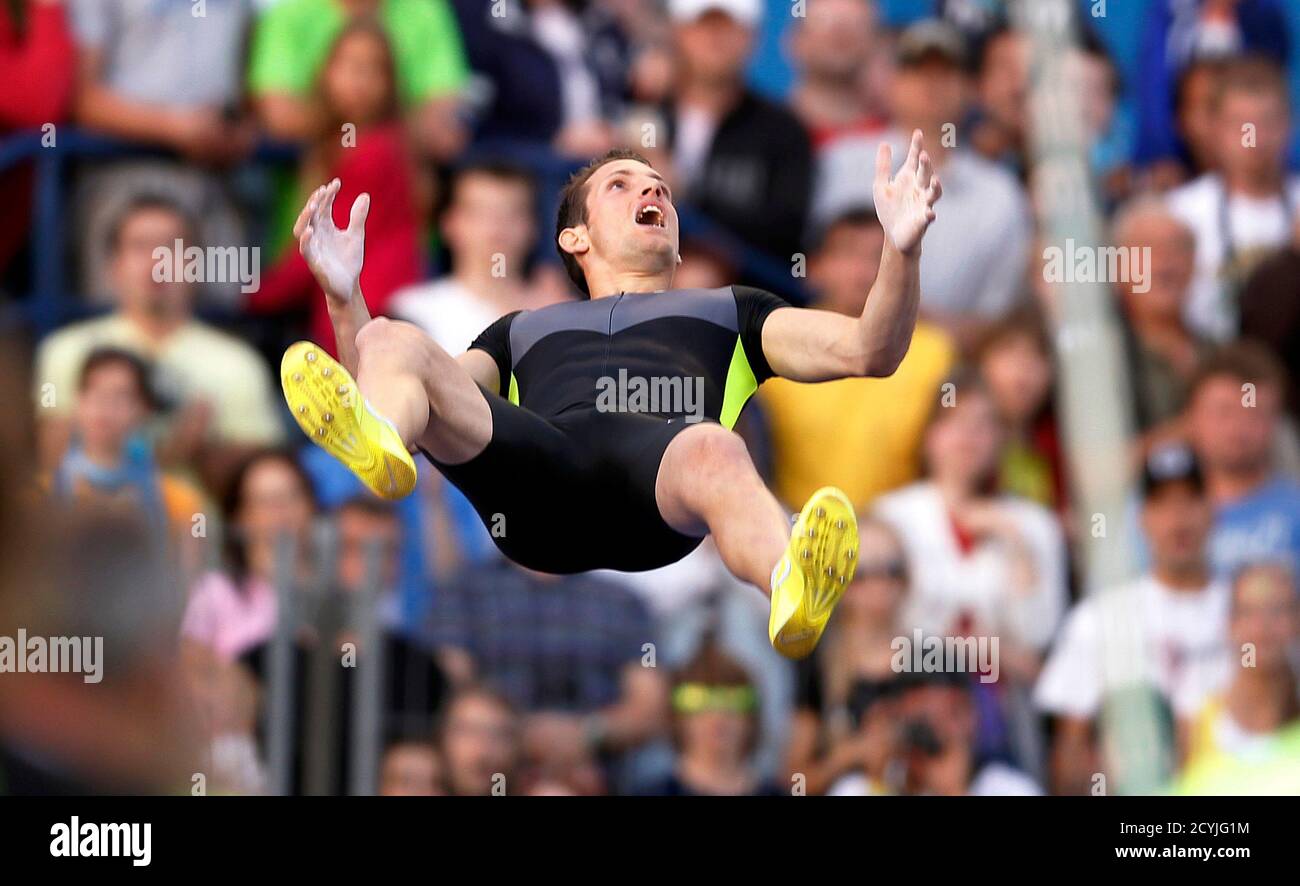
[0,0,75,273]
[248,123,422,355]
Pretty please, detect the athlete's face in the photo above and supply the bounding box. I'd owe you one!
[568,159,679,278]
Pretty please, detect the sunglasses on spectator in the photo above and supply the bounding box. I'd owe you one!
[855,558,907,580]
[672,683,758,714]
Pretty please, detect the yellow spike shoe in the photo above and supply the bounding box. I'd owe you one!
[280,341,416,500]
[768,486,858,659]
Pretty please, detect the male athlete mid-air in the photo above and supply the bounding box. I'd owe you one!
[281,130,941,659]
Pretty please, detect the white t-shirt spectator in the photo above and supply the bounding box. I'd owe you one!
[390,278,503,356]
[1034,575,1230,719]
[1165,173,1300,341]
[827,761,1042,796]
[874,482,1067,650]
[814,131,1031,320]
[69,0,251,106]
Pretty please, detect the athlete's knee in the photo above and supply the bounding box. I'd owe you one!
[674,424,753,477]
[356,317,434,372]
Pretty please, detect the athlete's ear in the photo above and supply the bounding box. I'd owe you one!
[557,225,589,257]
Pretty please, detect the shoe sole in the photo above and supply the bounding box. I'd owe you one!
[771,486,858,658]
[280,341,416,500]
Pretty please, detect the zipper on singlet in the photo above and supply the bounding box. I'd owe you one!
[602,292,623,382]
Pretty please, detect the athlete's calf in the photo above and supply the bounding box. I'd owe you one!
[654,423,789,594]
[354,317,492,465]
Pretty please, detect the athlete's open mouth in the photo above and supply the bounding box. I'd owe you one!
[634,202,665,228]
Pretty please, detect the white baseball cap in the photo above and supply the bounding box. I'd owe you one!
[668,0,763,27]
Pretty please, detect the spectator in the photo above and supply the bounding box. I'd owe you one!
[390,162,546,353]
[182,449,318,662]
[784,517,910,796]
[1240,221,1300,421]
[1109,197,1210,441]
[46,347,204,553]
[672,235,738,291]
[378,740,444,796]
[652,0,813,263]
[814,19,1031,348]
[438,685,520,796]
[34,195,285,476]
[1036,446,1229,794]
[1178,561,1300,794]
[0,0,75,276]
[0,506,195,794]
[875,370,1065,773]
[875,370,1067,655]
[636,639,781,796]
[1135,0,1291,174]
[832,671,1041,796]
[239,494,448,795]
[786,0,882,147]
[967,25,1029,176]
[1165,57,1300,341]
[758,208,956,511]
[332,494,406,621]
[973,309,1065,511]
[248,17,423,356]
[68,0,253,304]
[970,25,1127,204]
[427,559,666,781]
[181,641,265,795]
[248,0,468,160]
[451,0,629,155]
[1184,343,1300,577]
[1172,57,1229,182]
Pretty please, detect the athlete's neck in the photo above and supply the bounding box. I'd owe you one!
[584,267,676,299]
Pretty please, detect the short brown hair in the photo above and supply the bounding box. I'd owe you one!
[669,639,761,754]
[78,347,160,412]
[555,148,652,297]
[1211,56,1290,113]
[1189,340,1288,402]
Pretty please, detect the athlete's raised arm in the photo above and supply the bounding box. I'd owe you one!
[760,129,941,383]
[294,179,373,376]
[294,180,498,392]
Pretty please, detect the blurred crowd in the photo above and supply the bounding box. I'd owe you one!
[1,0,1299,796]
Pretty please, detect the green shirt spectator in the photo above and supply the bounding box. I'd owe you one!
[249,0,469,160]
[248,0,467,106]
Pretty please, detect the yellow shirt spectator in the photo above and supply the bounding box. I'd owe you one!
[759,321,955,510]
[34,315,284,447]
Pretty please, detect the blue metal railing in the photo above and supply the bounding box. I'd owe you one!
[0,128,808,337]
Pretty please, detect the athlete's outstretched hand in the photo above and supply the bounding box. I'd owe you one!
[293,178,370,303]
[873,129,942,256]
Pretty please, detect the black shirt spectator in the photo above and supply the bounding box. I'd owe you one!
[242,631,447,795]
[452,0,630,145]
[664,90,813,263]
